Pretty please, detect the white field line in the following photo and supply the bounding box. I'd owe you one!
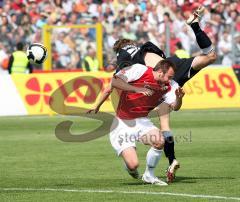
[0,188,240,201]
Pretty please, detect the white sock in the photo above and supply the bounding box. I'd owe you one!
[201,45,214,55]
[145,147,163,177]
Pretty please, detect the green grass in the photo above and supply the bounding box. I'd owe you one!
[0,109,240,201]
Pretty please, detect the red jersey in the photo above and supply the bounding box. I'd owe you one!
[116,65,171,119]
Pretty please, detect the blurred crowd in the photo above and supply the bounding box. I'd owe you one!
[0,0,240,72]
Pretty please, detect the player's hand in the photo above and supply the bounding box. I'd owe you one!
[86,107,99,114]
[135,87,153,96]
[175,87,185,98]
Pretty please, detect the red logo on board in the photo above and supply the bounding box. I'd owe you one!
[25,77,52,105]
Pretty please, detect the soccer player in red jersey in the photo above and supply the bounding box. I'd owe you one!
[108,60,185,185]
[88,6,217,183]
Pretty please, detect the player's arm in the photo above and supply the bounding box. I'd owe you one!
[87,85,113,114]
[163,80,185,111]
[111,64,153,96]
[112,76,137,92]
[111,76,153,96]
[170,87,185,111]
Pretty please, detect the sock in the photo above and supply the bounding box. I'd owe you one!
[145,147,163,177]
[163,131,176,165]
[190,22,212,53]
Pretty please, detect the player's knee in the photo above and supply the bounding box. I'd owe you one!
[127,160,139,171]
[152,135,165,150]
[207,51,217,64]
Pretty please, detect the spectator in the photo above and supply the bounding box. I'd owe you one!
[169,32,181,55]
[28,1,40,23]
[0,13,12,32]
[11,0,24,12]
[175,42,190,59]
[177,25,192,54]
[36,12,48,28]
[9,13,18,31]
[82,46,99,72]
[7,42,32,74]
[147,6,159,27]
[88,16,98,40]
[88,0,98,17]
[125,0,137,15]
[235,15,240,32]
[68,12,79,25]
[0,0,239,70]
[73,0,88,13]
[122,22,137,41]
[106,30,119,49]
[0,43,8,71]
[158,12,173,34]
[173,10,185,33]
[233,33,240,65]
[0,25,12,51]
[54,32,72,68]
[62,0,73,14]
[135,22,149,42]
[218,31,232,65]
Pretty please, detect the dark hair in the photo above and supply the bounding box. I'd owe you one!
[113,38,137,53]
[16,42,24,50]
[176,42,183,49]
[153,59,176,73]
[164,12,170,18]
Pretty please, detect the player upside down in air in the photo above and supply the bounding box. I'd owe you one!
[88,6,217,183]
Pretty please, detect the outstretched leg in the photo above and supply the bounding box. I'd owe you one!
[187,6,217,70]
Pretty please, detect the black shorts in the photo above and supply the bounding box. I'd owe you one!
[115,41,200,86]
[167,55,199,87]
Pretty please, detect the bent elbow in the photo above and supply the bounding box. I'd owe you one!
[173,107,180,111]
[170,103,180,111]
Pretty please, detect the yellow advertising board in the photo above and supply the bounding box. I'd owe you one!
[181,67,240,109]
[11,67,240,115]
[11,72,114,115]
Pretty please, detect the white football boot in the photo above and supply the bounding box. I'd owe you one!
[166,159,180,183]
[186,6,205,25]
[142,173,168,186]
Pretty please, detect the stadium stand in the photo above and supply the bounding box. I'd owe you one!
[0,0,239,71]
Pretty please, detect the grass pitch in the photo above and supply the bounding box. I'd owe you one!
[0,109,240,201]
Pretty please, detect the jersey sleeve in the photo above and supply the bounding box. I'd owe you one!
[115,64,148,82]
[162,80,179,105]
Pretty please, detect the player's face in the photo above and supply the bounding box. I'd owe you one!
[157,67,175,84]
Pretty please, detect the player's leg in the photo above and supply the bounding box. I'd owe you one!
[158,102,180,183]
[187,6,217,70]
[173,6,216,87]
[158,103,175,164]
[140,127,168,186]
[121,147,140,179]
[172,13,217,87]
[109,117,140,179]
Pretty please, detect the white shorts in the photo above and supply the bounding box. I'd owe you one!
[109,117,158,156]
